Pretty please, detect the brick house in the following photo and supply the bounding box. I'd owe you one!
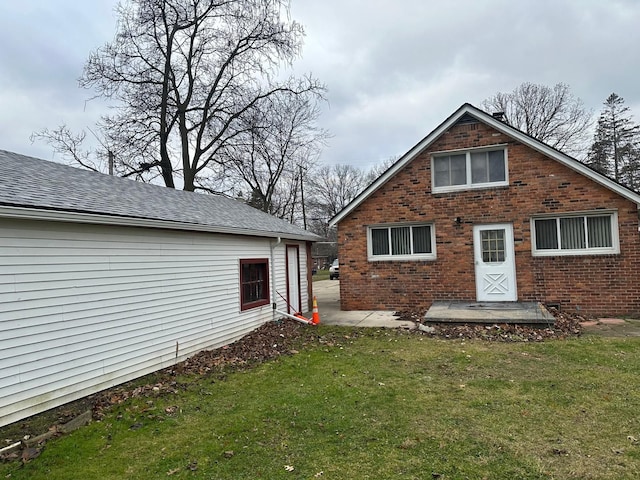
[329,104,640,317]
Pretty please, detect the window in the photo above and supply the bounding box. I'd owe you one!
[240,259,270,310]
[368,224,436,261]
[481,229,506,263]
[432,147,508,192]
[532,212,619,256]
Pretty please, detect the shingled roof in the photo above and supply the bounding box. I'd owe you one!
[0,149,319,241]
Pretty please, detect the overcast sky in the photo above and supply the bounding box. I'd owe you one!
[1,0,639,171]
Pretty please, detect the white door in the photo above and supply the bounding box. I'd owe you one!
[286,245,301,313]
[473,224,517,302]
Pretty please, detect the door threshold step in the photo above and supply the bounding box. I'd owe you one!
[424,301,555,325]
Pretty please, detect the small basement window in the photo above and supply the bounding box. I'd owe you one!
[531,212,619,256]
[240,258,270,310]
[368,223,436,261]
[432,146,508,192]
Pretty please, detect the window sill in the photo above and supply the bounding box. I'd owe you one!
[240,299,270,311]
[432,181,509,194]
[368,254,437,262]
[532,249,619,257]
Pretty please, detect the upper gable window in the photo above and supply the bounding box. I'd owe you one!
[432,147,508,192]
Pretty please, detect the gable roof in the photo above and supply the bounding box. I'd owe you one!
[330,103,640,226]
[0,149,319,241]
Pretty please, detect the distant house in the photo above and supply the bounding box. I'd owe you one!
[0,150,318,427]
[330,104,640,317]
[311,241,337,270]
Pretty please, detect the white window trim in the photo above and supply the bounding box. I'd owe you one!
[531,211,620,257]
[367,223,437,261]
[431,145,509,193]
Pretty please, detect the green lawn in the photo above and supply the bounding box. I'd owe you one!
[3,329,640,479]
[312,269,330,281]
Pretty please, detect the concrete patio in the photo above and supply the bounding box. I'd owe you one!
[424,301,556,326]
[308,280,640,337]
[310,280,555,328]
[309,279,411,328]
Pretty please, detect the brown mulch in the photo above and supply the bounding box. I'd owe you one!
[1,309,587,461]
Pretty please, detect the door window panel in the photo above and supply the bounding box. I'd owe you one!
[481,229,506,263]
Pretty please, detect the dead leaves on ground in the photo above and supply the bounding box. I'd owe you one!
[396,306,584,342]
[1,312,587,465]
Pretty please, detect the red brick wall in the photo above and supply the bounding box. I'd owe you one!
[337,121,640,317]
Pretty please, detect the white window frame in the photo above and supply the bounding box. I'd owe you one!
[531,211,620,257]
[367,223,436,261]
[431,145,509,193]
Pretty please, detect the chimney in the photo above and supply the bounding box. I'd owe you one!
[492,111,505,122]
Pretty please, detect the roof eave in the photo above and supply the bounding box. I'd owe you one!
[0,205,320,242]
[470,105,640,206]
[329,104,472,226]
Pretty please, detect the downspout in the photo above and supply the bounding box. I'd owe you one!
[270,236,282,322]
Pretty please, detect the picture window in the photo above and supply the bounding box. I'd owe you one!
[368,224,436,261]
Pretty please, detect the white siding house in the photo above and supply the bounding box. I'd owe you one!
[0,150,318,427]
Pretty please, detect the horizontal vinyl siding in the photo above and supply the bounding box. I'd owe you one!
[0,218,289,427]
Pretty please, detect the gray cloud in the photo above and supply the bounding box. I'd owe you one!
[290,0,640,168]
[1,0,639,170]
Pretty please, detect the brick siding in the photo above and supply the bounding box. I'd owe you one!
[337,121,640,317]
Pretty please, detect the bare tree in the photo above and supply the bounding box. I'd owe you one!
[482,82,592,158]
[220,91,328,220]
[37,0,324,192]
[365,155,399,184]
[31,126,110,174]
[305,164,370,240]
[309,164,369,218]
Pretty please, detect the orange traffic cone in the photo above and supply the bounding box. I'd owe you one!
[311,296,320,325]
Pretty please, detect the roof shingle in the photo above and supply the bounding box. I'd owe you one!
[0,149,319,241]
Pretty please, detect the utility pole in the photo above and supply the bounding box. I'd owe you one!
[299,164,307,229]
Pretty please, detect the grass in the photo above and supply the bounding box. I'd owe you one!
[3,329,640,479]
[312,269,330,281]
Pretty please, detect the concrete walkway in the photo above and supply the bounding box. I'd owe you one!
[581,317,640,337]
[310,280,551,329]
[308,280,414,329]
[308,280,640,336]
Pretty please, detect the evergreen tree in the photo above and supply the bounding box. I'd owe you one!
[619,142,640,191]
[586,124,612,176]
[587,93,639,187]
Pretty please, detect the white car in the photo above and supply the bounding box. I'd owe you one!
[329,259,339,280]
